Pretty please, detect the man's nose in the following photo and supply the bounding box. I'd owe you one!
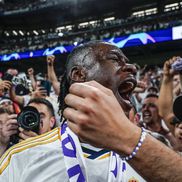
[142,104,149,111]
[122,63,137,75]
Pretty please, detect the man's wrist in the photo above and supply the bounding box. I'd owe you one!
[48,62,53,66]
[162,75,173,83]
[113,123,142,156]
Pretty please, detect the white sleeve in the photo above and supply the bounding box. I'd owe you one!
[23,95,31,106]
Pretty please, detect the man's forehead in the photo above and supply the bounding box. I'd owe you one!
[92,43,127,59]
[0,99,12,105]
[68,42,128,67]
[144,97,158,105]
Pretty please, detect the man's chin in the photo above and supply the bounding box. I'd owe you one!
[143,119,151,124]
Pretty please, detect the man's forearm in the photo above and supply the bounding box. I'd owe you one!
[29,75,36,91]
[127,134,182,182]
[47,64,58,82]
[159,75,174,132]
[106,125,182,182]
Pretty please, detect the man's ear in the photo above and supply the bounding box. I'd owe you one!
[50,117,56,129]
[70,66,86,82]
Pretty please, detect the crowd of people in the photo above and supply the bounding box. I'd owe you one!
[0,41,182,181]
[1,4,182,55]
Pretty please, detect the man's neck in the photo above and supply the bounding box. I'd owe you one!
[146,120,162,133]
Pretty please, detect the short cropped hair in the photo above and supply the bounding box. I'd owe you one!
[28,98,55,117]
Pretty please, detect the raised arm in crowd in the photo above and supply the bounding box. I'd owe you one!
[46,55,60,95]
[159,56,182,152]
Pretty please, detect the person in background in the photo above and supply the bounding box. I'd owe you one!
[0,97,20,114]
[46,55,60,95]
[141,93,176,147]
[0,80,12,97]
[27,68,36,91]
[0,98,56,157]
[159,56,182,153]
[0,108,17,157]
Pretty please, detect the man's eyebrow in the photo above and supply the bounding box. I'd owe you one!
[109,49,129,62]
[40,112,45,116]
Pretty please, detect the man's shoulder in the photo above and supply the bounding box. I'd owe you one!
[0,127,61,175]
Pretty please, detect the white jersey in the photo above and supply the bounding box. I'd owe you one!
[0,127,146,182]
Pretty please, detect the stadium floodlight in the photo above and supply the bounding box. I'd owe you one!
[164,3,179,12]
[56,26,65,30]
[58,32,64,37]
[73,42,78,46]
[12,30,18,36]
[5,32,9,36]
[33,30,39,35]
[165,3,179,8]
[65,25,72,30]
[89,20,97,25]
[132,11,145,17]
[19,30,24,36]
[145,8,157,15]
[79,22,89,27]
[104,17,115,21]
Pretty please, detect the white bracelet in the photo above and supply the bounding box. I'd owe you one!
[122,127,147,161]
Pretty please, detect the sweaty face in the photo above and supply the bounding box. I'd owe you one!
[174,123,182,141]
[28,103,54,135]
[142,97,160,124]
[0,100,14,114]
[82,43,137,115]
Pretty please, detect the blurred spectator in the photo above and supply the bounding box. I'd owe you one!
[0,97,56,157]
[46,55,60,95]
[141,93,177,147]
[159,56,182,152]
[27,68,36,91]
[0,108,18,157]
[0,97,19,114]
[0,80,12,97]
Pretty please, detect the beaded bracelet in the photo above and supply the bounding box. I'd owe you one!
[122,127,147,161]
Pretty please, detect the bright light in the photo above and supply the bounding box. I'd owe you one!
[12,30,18,36]
[73,42,78,46]
[58,32,64,37]
[104,17,115,21]
[33,30,39,35]
[79,22,89,27]
[164,3,179,12]
[89,20,97,24]
[65,25,72,30]
[165,3,179,8]
[33,30,38,35]
[41,30,45,33]
[172,25,182,40]
[5,32,9,36]
[19,30,24,36]
[56,26,65,30]
[132,11,145,17]
[132,8,157,17]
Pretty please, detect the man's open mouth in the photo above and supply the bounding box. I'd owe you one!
[118,77,137,109]
[143,111,151,119]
